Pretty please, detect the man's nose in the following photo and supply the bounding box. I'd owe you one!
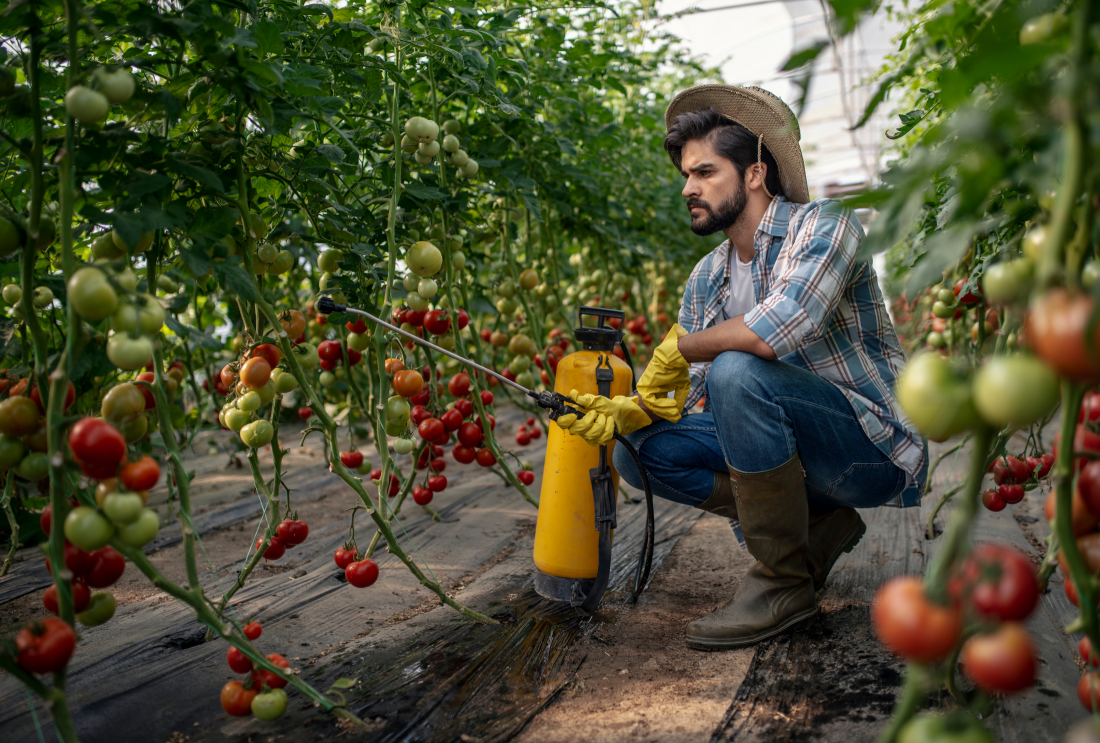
[682,177,697,199]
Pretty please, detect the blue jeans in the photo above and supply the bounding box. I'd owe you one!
[612,351,907,510]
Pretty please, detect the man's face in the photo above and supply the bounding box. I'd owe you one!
[679,137,747,236]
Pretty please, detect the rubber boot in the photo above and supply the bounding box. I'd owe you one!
[697,471,737,519]
[807,505,865,591]
[685,455,817,650]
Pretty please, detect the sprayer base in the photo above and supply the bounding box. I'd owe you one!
[534,568,595,603]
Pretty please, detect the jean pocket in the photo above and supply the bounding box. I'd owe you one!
[826,461,905,509]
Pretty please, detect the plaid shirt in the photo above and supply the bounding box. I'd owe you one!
[679,196,927,507]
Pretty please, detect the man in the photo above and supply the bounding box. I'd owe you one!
[555,85,926,650]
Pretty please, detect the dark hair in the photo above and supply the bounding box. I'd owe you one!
[664,108,783,198]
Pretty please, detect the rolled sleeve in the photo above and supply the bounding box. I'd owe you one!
[744,204,859,357]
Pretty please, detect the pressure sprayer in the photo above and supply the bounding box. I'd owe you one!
[316,297,655,615]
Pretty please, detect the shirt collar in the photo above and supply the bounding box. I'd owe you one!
[757,195,791,239]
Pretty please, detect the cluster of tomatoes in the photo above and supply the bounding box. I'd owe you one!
[873,543,1041,700]
[215,342,299,448]
[219,622,293,721]
[333,546,380,588]
[980,452,1053,512]
[494,329,565,390]
[39,505,127,627]
[256,517,310,561]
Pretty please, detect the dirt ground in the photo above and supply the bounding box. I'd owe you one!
[517,513,756,743]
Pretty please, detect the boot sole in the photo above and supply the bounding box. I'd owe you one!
[813,518,867,592]
[684,605,819,651]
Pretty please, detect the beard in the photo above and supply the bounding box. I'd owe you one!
[687,183,747,236]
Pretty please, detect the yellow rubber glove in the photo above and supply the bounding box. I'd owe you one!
[570,390,650,436]
[566,408,617,447]
[636,323,691,423]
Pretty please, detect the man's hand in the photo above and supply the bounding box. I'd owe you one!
[636,324,692,422]
[552,389,651,446]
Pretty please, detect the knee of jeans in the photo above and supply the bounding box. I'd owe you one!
[612,438,644,489]
[706,351,767,405]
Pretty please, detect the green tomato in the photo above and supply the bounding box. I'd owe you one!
[496,297,518,316]
[449,149,469,167]
[898,712,994,743]
[386,395,411,425]
[107,334,153,371]
[269,250,294,275]
[120,413,148,443]
[255,379,277,406]
[407,241,442,277]
[393,437,415,455]
[319,371,336,388]
[926,331,945,349]
[515,370,535,389]
[77,591,117,626]
[156,274,179,292]
[405,292,429,311]
[935,288,954,304]
[355,461,373,475]
[241,420,275,448]
[296,343,319,369]
[91,232,124,260]
[451,251,466,271]
[333,366,347,381]
[2,283,22,304]
[435,334,455,351]
[116,508,159,547]
[1083,260,1100,290]
[348,332,370,352]
[64,85,109,124]
[402,274,419,292]
[460,159,479,178]
[385,419,408,437]
[442,134,460,153]
[114,267,138,292]
[237,391,262,412]
[497,280,516,299]
[103,491,145,525]
[973,355,1059,428]
[15,451,49,481]
[510,355,531,373]
[931,301,955,319]
[419,140,440,158]
[272,369,298,394]
[0,216,20,256]
[895,353,979,442]
[0,433,25,469]
[251,688,288,721]
[111,304,140,333]
[981,262,1029,305]
[64,506,115,551]
[417,278,438,299]
[1019,13,1065,45]
[317,249,344,273]
[93,68,135,104]
[256,243,278,264]
[442,119,461,135]
[111,228,154,254]
[33,286,54,308]
[138,297,165,334]
[225,408,249,432]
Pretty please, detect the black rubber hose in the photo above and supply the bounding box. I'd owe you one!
[614,432,655,603]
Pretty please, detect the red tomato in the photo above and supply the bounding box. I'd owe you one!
[346,318,367,334]
[480,328,492,342]
[423,309,451,335]
[981,488,1006,512]
[404,309,426,327]
[392,307,408,325]
[476,414,496,431]
[1080,637,1100,668]
[456,309,469,330]
[221,680,258,717]
[430,457,446,472]
[1054,424,1100,470]
[431,431,451,447]
[1079,674,1100,712]
[257,537,285,560]
[871,576,962,664]
[276,519,309,546]
[339,450,364,469]
[418,418,444,441]
[29,381,75,413]
[220,364,238,390]
[1079,460,1100,517]
[998,484,1024,504]
[45,542,93,578]
[440,409,463,433]
[1025,454,1054,480]
[413,486,433,506]
[455,399,474,418]
[134,372,157,410]
[516,431,531,446]
[476,448,497,467]
[1026,289,1100,382]
[948,544,1039,622]
[85,546,125,588]
[953,278,980,305]
[227,645,253,673]
[452,444,477,464]
[1045,489,1100,535]
[319,358,337,372]
[501,367,517,382]
[119,455,160,492]
[410,404,432,426]
[394,370,425,398]
[346,348,362,366]
[428,475,447,492]
[458,422,484,447]
[518,470,535,486]
[43,580,90,615]
[16,617,76,674]
[960,622,1036,694]
[409,388,431,406]
[317,340,343,363]
[334,546,358,570]
[416,447,431,470]
[251,344,281,368]
[68,417,127,480]
[243,622,262,641]
[480,390,494,406]
[992,456,1029,485]
[448,373,471,398]
[1082,393,1100,423]
[298,406,313,420]
[529,427,542,440]
[257,654,290,689]
[346,559,379,588]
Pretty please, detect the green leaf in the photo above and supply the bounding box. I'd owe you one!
[165,155,225,192]
[253,20,285,56]
[314,143,345,163]
[329,678,357,690]
[165,314,224,351]
[189,206,239,240]
[214,262,259,302]
[781,41,828,71]
[403,182,448,201]
[243,60,284,87]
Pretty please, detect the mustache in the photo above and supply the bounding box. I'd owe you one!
[686,198,711,212]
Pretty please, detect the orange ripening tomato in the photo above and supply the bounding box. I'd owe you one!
[393,370,424,398]
[251,344,281,368]
[1025,289,1100,382]
[871,576,962,664]
[239,357,272,390]
[280,310,306,339]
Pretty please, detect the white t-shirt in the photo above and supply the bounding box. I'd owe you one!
[723,248,756,320]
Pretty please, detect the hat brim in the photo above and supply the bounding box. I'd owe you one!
[665,85,810,204]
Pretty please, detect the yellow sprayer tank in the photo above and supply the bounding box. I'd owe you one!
[533,307,632,605]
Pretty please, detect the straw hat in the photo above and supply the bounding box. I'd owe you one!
[665,85,810,204]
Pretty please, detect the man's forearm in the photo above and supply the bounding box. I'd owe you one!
[676,315,777,363]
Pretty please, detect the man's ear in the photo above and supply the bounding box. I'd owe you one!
[747,162,768,191]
